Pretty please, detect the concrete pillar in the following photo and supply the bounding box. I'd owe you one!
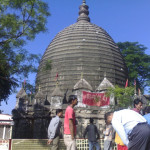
[3,125,6,139]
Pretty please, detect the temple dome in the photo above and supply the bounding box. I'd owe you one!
[16,87,28,99]
[36,1,127,96]
[35,85,45,99]
[51,85,63,97]
[35,90,45,99]
[96,77,114,91]
[74,78,93,91]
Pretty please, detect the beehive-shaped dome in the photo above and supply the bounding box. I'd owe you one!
[36,1,127,96]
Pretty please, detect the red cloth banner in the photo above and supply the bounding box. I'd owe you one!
[82,91,110,106]
[125,79,128,88]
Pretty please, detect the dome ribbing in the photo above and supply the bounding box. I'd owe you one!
[36,1,127,97]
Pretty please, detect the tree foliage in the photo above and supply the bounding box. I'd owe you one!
[42,59,52,72]
[0,0,50,102]
[106,85,135,109]
[117,42,150,92]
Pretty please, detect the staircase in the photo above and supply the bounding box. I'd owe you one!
[11,139,116,150]
[11,139,66,150]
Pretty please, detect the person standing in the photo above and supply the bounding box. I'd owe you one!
[105,110,150,150]
[47,109,63,150]
[104,112,127,150]
[64,95,78,150]
[132,98,143,114]
[103,123,114,150]
[143,106,150,125]
[83,118,101,150]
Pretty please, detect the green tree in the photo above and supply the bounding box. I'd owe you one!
[106,85,135,109]
[0,0,50,103]
[117,42,150,92]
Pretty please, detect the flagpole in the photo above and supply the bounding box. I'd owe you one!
[24,79,26,90]
[125,79,128,88]
[134,79,137,96]
[55,72,59,86]
[138,88,141,100]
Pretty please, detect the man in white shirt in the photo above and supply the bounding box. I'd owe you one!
[105,109,150,150]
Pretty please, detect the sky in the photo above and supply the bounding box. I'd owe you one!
[1,0,150,114]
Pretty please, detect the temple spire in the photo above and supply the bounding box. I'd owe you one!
[83,0,86,4]
[81,72,83,79]
[77,0,90,22]
[39,85,41,91]
[104,72,106,78]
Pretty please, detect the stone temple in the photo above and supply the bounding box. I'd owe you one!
[12,0,128,139]
[36,1,127,96]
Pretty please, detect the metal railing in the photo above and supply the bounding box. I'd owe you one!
[76,139,117,150]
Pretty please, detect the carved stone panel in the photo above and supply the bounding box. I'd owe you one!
[51,96,63,108]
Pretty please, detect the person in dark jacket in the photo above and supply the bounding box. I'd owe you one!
[83,118,101,150]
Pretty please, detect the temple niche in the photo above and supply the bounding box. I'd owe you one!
[51,84,64,109]
[96,75,115,107]
[73,76,93,108]
[12,0,128,139]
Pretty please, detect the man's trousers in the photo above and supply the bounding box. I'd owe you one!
[128,123,150,150]
[51,136,60,150]
[64,134,76,150]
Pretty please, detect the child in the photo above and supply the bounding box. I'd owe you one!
[103,114,115,150]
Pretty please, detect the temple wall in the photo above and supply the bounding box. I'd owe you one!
[50,106,109,139]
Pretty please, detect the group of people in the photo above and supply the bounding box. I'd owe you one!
[47,95,150,150]
[104,98,150,150]
[47,95,78,150]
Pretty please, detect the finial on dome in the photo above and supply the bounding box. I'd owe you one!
[56,80,59,86]
[83,0,86,4]
[77,0,90,22]
[81,72,83,79]
[104,72,106,78]
[39,85,41,91]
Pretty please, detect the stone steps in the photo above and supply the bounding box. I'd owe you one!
[11,139,66,150]
[11,139,117,150]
